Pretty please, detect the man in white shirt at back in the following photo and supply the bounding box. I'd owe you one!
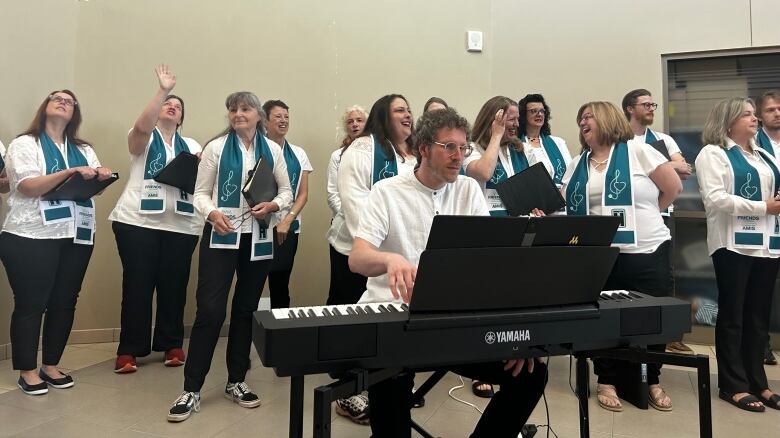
[349,108,545,438]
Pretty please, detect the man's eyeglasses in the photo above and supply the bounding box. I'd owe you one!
[49,95,78,107]
[432,141,473,158]
[527,108,547,116]
[634,102,658,110]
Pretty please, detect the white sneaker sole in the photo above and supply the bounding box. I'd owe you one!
[224,393,261,408]
[167,411,192,422]
[17,383,48,396]
[46,381,75,389]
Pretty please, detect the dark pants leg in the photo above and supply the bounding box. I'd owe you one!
[152,229,198,352]
[712,249,779,393]
[326,245,367,305]
[0,234,92,370]
[368,362,546,438]
[595,241,672,386]
[268,229,299,309]
[183,226,270,392]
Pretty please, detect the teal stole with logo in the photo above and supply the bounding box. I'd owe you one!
[210,131,275,260]
[139,128,194,215]
[566,142,637,247]
[724,145,780,252]
[39,132,96,245]
[485,145,528,216]
[371,134,398,185]
[282,141,301,234]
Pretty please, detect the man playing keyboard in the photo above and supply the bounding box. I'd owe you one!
[349,108,546,438]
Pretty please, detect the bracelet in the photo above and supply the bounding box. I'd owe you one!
[289,210,298,217]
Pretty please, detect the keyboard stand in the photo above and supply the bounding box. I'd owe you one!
[576,348,712,438]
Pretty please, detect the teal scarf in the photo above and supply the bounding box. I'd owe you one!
[140,128,194,214]
[725,145,780,249]
[645,128,658,144]
[757,129,775,157]
[282,140,301,233]
[566,143,636,245]
[540,135,566,185]
[485,146,528,216]
[371,134,398,184]
[40,132,95,243]
[211,131,273,246]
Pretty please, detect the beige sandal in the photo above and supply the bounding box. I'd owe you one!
[597,384,623,412]
[648,384,673,411]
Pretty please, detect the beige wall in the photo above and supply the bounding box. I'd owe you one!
[0,0,778,347]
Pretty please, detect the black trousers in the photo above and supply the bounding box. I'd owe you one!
[326,245,367,305]
[594,240,673,386]
[0,233,93,370]
[712,248,779,394]
[268,228,299,309]
[112,222,199,357]
[369,361,547,438]
[183,226,271,392]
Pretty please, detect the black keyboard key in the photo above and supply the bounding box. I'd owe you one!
[346,306,357,315]
[288,310,296,318]
[387,304,398,312]
[322,308,332,317]
[363,305,375,314]
[401,304,409,311]
[307,309,316,317]
[355,306,365,315]
[378,305,388,313]
[297,309,307,318]
[332,308,342,316]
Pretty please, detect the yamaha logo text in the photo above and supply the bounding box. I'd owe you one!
[484,329,531,345]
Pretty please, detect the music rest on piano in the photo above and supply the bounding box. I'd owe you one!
[253,291,691,377]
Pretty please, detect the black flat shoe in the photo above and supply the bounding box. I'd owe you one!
[17,377,48,396]
[719,391,765,412]
[39,369,74,389]
[756,393,780,410]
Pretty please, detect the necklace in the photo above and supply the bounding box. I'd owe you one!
[589,157,608,168]
[527,136,540,142]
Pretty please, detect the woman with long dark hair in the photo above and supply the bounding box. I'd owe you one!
[0,90,113,395]
[517,93,571,187]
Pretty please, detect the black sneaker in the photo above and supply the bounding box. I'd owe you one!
[335,394,370,425]
[39,369,74,389]
[17,377,48,396]
[167,391,200,422]
[225,382,261,408]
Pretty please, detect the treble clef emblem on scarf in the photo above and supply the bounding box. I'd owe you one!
[221,170,238,202]
[739,173,758,199]
[50,158,62,173]
[147,152,164,176]
[490,167,505,185]
[555,158,565,180]
[569,181,584,212]
[608,169,626,200]
[378,161,395,179]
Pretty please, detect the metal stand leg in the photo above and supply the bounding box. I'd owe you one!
[313,386,332,438]
[289,376,304,438]
[576,356,590,438]
[695,355,712,438]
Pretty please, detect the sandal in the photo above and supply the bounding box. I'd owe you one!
[756,392,780,411]
[719,391,765,412]
[648,385,673,411]
[596,384,623,412]
[471,380,494,398]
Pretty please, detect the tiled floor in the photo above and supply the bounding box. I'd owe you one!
[0,341,778,437]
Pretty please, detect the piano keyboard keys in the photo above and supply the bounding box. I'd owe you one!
[270,302,407,319]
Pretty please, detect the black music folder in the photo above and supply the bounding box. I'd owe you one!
[42,172,119,202]
[153,151,199,194]
[495,162,565,216]
[649,139,671,160]
[242,157,278,228]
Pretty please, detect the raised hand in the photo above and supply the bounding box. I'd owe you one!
[491,109,507,140]
[155,64,176,93]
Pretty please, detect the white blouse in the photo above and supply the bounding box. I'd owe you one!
[2,135,101,239]
[561,140,669,254]
[326,148,343,217]
[521,135,572,185]
[278,142,314,230]
[193,134,292,234]
[331,136,417,255]
[695,142,778,258]
[108,131,203,235]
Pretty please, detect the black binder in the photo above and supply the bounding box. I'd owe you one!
[649,139,671,160]
[42,172,119,202]
[242,157,278,228]
[153,151,199,194]
[495,162,565,216]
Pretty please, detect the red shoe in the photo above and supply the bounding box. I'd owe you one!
[165,348,186,367]
[114,355,137,374]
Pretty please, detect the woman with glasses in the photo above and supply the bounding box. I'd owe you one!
[109,65,202,374]
[167,91,292,422]
[518,94,571,188]
[562,101,682,412]
[0,90,113,395]
[696,97,780,412]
